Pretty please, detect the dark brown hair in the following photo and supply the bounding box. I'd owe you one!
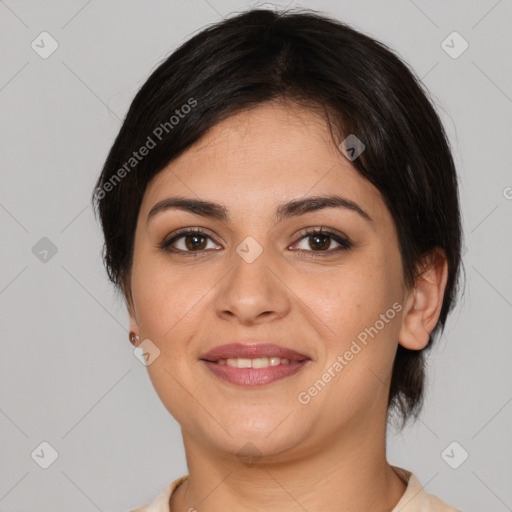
[91,8,463,427]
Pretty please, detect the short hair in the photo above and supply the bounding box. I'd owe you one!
[92,8,463,427]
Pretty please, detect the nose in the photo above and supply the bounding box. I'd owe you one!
[214,242,291,326]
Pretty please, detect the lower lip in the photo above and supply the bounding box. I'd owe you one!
[201,360,310,386]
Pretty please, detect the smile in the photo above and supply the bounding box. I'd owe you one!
[199,342,311,386]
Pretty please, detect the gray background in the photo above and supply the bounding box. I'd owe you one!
[1,0,511,511]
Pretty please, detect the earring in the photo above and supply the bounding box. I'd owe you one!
[129,331,140,346]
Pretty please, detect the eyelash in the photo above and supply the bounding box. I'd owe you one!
[158,226,352,258]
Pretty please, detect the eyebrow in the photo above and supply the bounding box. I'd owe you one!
[147,194,372,225]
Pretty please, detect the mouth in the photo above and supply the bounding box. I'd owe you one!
[199,343,311,387]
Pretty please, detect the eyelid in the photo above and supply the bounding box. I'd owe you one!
[294,226,349,241]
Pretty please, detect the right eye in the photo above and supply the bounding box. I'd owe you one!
[159,227,222,255]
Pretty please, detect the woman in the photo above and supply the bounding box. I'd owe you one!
[92,8,463,511]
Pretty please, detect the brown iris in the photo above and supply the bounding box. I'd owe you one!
[309,233,330,251]
[184,234,208,251]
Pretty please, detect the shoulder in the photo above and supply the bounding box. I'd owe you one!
[391,466,461,512]
[129,475,189,512]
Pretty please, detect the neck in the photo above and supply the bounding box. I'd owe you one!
[170,415,407,512]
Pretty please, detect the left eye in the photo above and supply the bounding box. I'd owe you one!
[291,228,352,254]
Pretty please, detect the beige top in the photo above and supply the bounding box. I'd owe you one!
[131,466,460,511]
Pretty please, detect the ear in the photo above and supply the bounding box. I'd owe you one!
[398,248,449,351]
[128,304,139,337]
[125,286,141,344]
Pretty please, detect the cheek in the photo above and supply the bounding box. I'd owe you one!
[315,267,385,332]
[314,254,403,367]
[131,253,205,339]
[130,257,207,422]
[299,269,402,425]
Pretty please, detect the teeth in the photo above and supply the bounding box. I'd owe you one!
[252,357,269,368]
[221,357,291,368]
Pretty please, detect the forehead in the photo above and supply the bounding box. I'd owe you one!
[140,101,387,223]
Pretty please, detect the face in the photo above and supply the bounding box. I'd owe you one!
[128,100,411,459]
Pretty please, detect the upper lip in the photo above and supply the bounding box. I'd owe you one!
[199,343,310,362]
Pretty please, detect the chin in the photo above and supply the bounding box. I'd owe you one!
[208,421,309,460]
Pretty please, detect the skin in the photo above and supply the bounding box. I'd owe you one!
[127,99,448,511]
